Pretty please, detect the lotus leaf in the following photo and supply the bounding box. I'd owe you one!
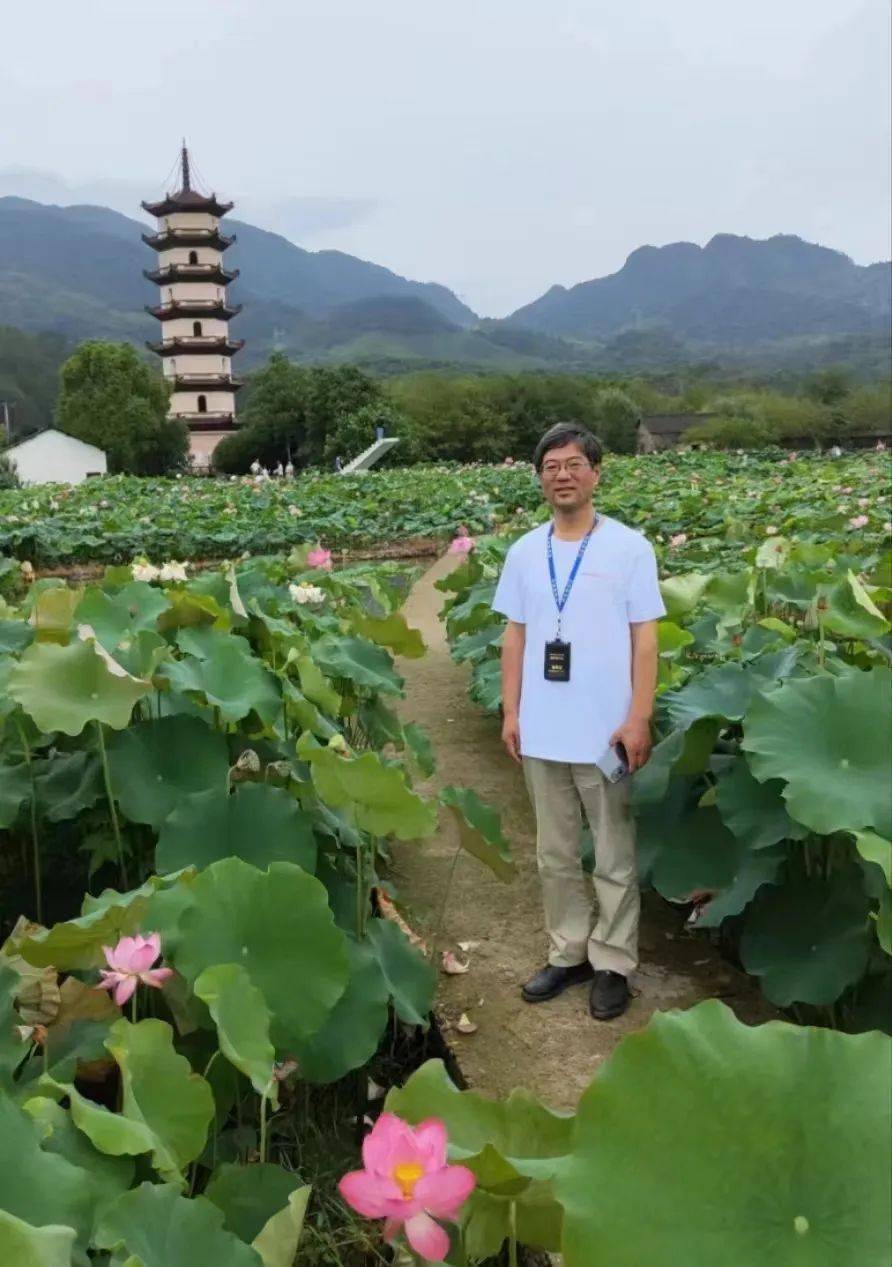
[294,653,340,715]
[251,1186,310,1267]
[172,858,350,1050]
[27,586,82,644]
[8,640,150,736]
[557,1000,892,1267]
[94,1181,262,1267]
[293,937,390,1083]
[0,1210,75,1267]
[74,583,169,652]
[742,667,892,838]
[205,1163,306,1246]
[156,783,317,876]
[107,716,230,830]
[852,830,892,886]
[715,757,808,849]
[194,964,277,1101]
[0,1091,98,1261]
[104,1018,214,1181]
[741,864,874,1005]
[300,741,438,839]
[439,785,515,882]
[32,750,104,823]
[352,611,425,658]
[366,917,436,1026]
[0,760,31,827]
[160,643,281,727]
[311,633,404,695]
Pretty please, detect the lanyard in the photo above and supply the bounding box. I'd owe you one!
[547,519,596,637]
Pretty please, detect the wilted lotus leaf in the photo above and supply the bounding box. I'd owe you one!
[742,667,892,839]
[8,639,150,736]
[557,1001,891,1267]
[659,572,709,619]
[439,785,515,882]
[107,715,229,831]
[95,1180,262,1267]
[172,858,350,1051]
[155,783,317,875]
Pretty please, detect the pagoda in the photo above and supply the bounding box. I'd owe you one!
[142,145,243,468]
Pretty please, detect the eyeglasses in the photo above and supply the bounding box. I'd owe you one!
[540,458,591,477]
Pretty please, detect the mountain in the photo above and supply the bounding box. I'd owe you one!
[0,198,889,377]
[0,196,477,352]
[507,234,892,345]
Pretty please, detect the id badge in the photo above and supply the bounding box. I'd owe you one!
[544,639,571,681]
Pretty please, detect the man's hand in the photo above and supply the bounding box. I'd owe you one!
[609,715,652,773]
[501,710,522,763]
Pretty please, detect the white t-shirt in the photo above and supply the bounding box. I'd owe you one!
[491,516,666,763]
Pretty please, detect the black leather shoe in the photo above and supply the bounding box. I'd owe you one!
[521,961,594,1003]
[589,970,630,1020]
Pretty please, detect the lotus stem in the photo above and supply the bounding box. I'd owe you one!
[508,1198,518,1267]
[131,989,138,1025]
[259,1081,272,1164]
[355,839,367,938]
[15,720,42,924]
[95,721,128,890]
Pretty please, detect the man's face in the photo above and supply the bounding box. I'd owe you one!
[538,441,600,512]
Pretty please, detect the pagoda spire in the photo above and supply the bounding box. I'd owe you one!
[180,140,191,192]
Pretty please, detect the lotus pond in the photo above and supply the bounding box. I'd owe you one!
[0,450,889,1265]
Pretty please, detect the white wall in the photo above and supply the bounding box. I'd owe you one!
[164,354,232,378]
[165,212,218,231]
[170,389,237,415]
[8,431,107,486]
[159,247,224,268]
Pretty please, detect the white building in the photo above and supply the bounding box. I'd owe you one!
[5,430,107,486]
[142,145,243,470]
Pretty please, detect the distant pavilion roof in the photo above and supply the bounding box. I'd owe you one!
[639,413,717,435]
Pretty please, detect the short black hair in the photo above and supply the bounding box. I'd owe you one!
[533,423,602,472]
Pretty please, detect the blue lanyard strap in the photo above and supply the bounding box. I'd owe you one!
[547,520,596,631]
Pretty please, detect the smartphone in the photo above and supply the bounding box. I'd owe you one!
[596,740,630,783]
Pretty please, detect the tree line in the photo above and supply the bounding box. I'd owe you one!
[2,336,889,476]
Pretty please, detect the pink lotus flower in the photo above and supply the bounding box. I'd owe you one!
[96,933,173,1006]
[307,547,333,571]
[449,535,476,555]
[668,533,687,548]
[848,514,869,530]
[339,1113,475,1262]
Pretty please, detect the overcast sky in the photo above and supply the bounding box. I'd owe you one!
[1,0,889,316]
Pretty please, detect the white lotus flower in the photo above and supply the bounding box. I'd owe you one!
[289,582,325,605]
[132,560,160,582]
[159,561,188,583]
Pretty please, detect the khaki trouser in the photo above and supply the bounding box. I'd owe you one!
[522,757,639,976]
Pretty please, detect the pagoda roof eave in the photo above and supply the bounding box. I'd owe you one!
[141,192,234,218]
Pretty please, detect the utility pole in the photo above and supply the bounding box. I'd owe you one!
[0,401,11,445]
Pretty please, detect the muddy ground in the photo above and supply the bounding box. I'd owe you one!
[393,552,776,1113]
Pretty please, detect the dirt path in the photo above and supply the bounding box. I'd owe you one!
[393,553,776,1113]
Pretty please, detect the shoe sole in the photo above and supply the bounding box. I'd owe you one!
[589,1000,629,1021]
[521,970,593,1004]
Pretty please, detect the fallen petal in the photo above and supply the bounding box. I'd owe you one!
[455,1013,478,1035]
[441,951,470,975]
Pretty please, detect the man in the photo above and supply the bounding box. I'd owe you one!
[491,423,664,1020]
